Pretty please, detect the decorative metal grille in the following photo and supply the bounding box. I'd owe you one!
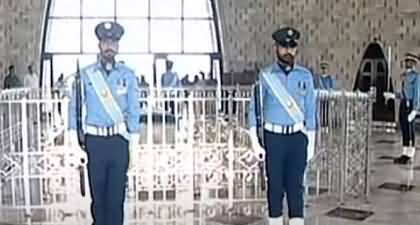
[0,87,373,225]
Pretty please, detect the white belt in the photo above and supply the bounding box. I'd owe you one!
[85,123,127,136]
[264,122,304,134]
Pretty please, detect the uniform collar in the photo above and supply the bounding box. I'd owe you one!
[95,58,123,73]
[321,74,332,81]
[271,62,295,75]
[406,68,417,73]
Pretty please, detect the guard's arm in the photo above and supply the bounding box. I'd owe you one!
[248,72,266,155]
[304,75,316,131]
[413,76,420,111]
[248,72,266,129]
[408,76,420,122]
[304,74,317,162]
[126,72,141,134]
[126,72,141,169]
[248,92,257,129]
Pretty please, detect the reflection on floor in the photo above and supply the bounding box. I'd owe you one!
[3,132,419,225]
[303,132,420,225]
[124,132,420,225]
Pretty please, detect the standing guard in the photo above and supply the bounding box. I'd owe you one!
[161,60,179,114]
[248,27,316,225]
[318,62,337,129]
[318,62,336,90]
[68,21,141,225]
[384,53,420,164]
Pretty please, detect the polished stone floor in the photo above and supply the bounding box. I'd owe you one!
[301,132,420,225]
[137,132,420,225]
[2,132,420,225]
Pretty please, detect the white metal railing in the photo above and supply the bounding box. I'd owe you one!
[0,87,373,225]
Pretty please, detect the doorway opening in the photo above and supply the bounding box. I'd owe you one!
[353,42,395,123]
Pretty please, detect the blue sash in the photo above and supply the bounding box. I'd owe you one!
[86,67,125,125]
[261,72,304,123]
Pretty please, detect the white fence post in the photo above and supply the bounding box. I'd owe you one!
[21,94,32,225]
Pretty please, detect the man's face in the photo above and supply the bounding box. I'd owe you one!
[275,44,297,65]
[99,39,119,61]
[166,62,173,71]
[405,59,416,70]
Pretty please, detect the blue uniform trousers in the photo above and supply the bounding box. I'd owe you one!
[399,100,415,147]
[85,134,129,225]
[264,130,308,218]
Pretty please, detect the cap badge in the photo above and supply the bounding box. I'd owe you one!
[104,22,112,29]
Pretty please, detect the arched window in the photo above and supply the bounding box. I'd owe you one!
[40,0,222,88]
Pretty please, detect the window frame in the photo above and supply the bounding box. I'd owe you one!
[40,0,224,88]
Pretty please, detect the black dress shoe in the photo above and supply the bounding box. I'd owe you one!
[393,155,411,164]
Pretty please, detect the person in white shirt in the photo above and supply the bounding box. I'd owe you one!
[23,64,38,88]
[23,64,39,126]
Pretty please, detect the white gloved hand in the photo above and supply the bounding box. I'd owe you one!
[408,110,417,122]
[383,92,395,101]
[68,130,79,147]
[249,127,265,159]
[129,134,140,169]
[130,134,140,146]
[303,130,315,162]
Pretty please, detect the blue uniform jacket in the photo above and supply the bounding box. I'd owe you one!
[318,75,336,90]
[395,70,420,111]
[69,61,141,134]
[248,63,316,131]
[161,71,179,88]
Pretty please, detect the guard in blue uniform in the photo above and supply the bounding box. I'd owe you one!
[318,62,336,90]
[249,27,316,225]
[161,60,179,114]
[384,53,420,164]
[161,60,179,88]
[318,62,336,128]
[68,21,141,225]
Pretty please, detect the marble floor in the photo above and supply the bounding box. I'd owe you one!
[2,132,420,225]
[135,132,420,225]
[301,132,420,225]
